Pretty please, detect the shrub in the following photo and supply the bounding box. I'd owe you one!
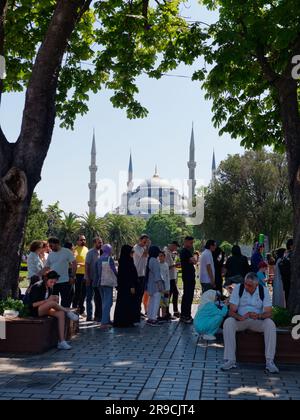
[272,306,293,327]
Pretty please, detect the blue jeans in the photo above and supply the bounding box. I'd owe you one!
[86,285,102,321]
[99,286,113,325]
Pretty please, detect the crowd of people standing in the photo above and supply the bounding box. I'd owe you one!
[22,232,293,356]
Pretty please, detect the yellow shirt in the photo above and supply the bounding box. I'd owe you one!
[74,246,88,275]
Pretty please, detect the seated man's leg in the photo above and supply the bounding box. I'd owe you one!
[247,319,277,362]
[223,318,251,362]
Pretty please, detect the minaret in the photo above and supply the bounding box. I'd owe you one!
[187,124,197,199]
[88,130,97,215]
[212,149,217,181]
[127,152,133,215]
[127,152,133,192]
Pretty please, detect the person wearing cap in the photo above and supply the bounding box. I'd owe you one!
[28,271,79,350]
[164,241,180,318]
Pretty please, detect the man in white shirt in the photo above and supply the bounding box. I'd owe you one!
[221,272,279,374]
[133,234,151,320]
[200,240,217,293]
[45,237,77,308]
[164,241,180,318]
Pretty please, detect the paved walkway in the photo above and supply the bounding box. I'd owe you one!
[0,318,300,400]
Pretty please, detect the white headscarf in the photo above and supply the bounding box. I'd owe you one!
[198,290,217,311]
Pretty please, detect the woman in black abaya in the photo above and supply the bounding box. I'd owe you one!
[113,245,138,328]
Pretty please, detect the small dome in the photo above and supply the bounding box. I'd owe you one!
[139,176,173,189]
[139,197,160,207]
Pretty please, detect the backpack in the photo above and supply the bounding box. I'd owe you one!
[100,257,118,288]
[239,284,265,301]
[278,257,291,282]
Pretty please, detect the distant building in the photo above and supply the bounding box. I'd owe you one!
[88,126,217,217]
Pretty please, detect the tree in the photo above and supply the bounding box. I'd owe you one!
[80,213,107,248]
[45,202,63,238]
[203,151,293,250]
[105,214,137,258]
[60,212,81,244]
[24,193,48,249]
[200,0,300,314]
[0,0,190,297]
[146,214,193,248]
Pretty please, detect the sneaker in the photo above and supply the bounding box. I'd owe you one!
[173,311,181,318]
[146,320,161,327]
[221,360,237,371]
[158,317,169,323]
[99,324,110,330]
[203,334,217,341]
[66,311,80,322]
[181,316,193,324]
[265,360,280,374]
[57,341,72,350]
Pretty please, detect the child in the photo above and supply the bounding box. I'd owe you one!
[194,290,228,341]
[257,261,268,287]
[158,251,170,321]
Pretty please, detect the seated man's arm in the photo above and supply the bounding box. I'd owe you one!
[229,304,249,322]
[259,307,272,320]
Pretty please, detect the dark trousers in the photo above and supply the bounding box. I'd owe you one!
[86,285,102,321]
[181,277,196,319]
[201,283,214,294]
[215,277,223,295]
[134,276,145,321]
[169,279,179,313]
[53,282,74,308]
[282,277,291,305]
[73,274,86,314]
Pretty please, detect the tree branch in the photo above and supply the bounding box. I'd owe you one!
[283,32,300,79]
[256,45,282,87]
[16,0,92,186]
[0,0,8,103]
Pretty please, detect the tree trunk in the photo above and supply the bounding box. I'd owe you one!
[0,182,31,299]
[0,0,92,299]
[278,78,300,314]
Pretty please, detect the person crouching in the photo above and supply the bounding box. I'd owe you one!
[194,290,228,341]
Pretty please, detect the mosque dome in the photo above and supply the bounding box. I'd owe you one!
[139,166,174,190]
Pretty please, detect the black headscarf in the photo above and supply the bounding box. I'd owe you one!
[232,245,242,257]
[118,245,137,288]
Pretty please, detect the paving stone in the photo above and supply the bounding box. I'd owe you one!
[1,307,300,401]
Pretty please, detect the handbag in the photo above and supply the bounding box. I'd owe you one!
[156,279,165,293]
[100,257,118,288]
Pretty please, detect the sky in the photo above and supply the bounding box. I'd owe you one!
[0,1,245,216]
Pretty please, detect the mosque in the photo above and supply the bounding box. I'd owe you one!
[88,126,216,218]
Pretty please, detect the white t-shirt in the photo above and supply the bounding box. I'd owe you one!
[133,244,148,277]
[230,284,272,317]
[160,262,170,292]
[164,247,177,280]
[46,248,75,284]
[199,249,215,284]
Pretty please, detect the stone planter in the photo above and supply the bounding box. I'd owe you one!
[236,328,300,364]
[0,316,79,354]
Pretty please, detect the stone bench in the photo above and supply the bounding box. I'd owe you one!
[0,316,79,354]
[236,329,300,364]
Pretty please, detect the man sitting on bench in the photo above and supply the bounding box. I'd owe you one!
[221,272,279,374]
